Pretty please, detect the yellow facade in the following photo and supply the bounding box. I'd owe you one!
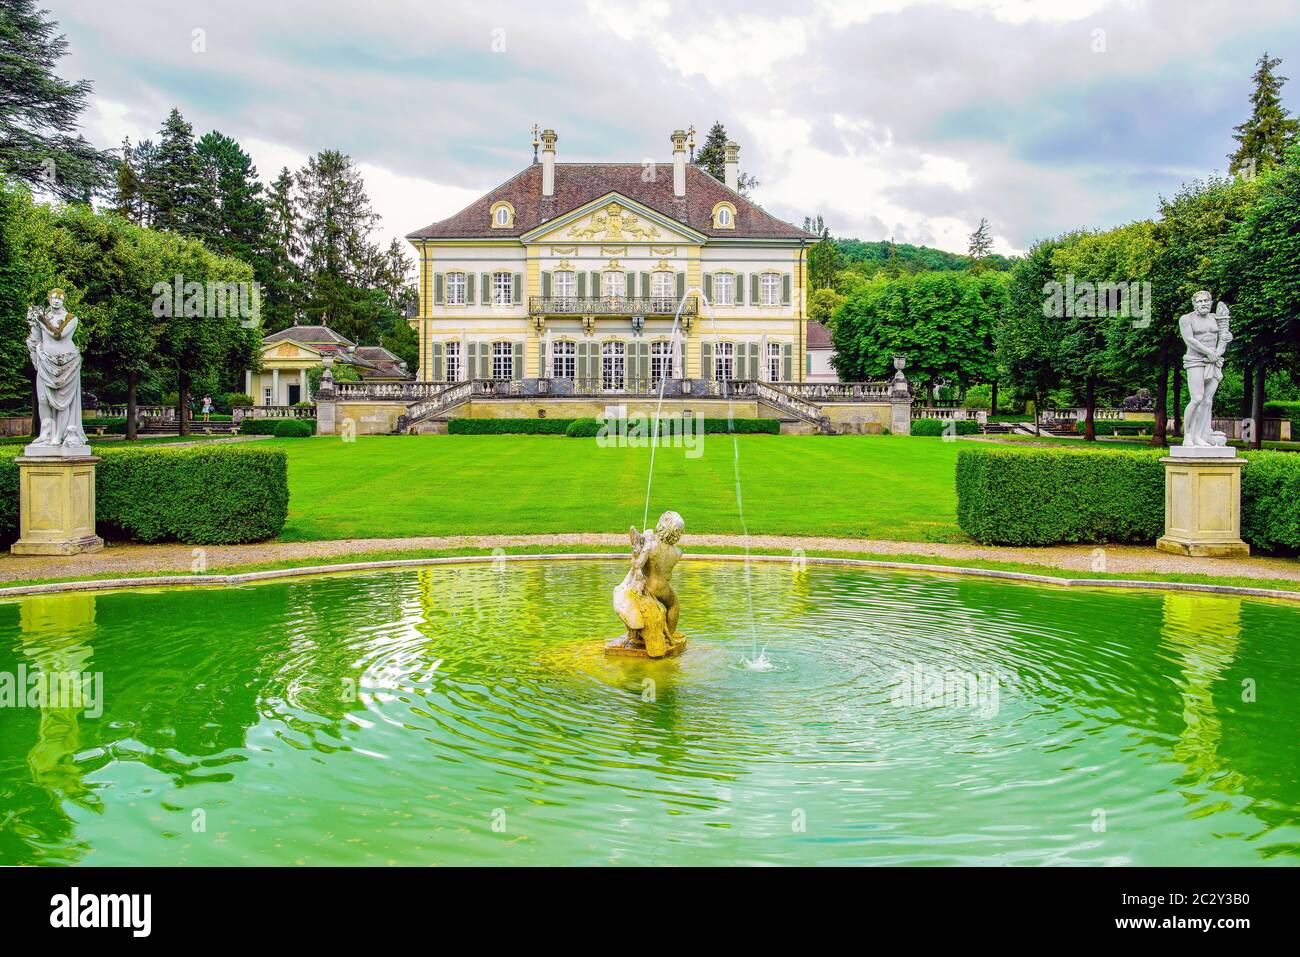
[409,192,808,388]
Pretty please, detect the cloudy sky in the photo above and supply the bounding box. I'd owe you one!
[53,0,1300,257]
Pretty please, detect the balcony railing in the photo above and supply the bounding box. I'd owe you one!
[529,296,698,317]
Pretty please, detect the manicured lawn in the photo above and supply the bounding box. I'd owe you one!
[270,433,966,542]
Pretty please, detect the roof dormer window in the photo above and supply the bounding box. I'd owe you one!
[490,201,515,228]
[711,201,736,229]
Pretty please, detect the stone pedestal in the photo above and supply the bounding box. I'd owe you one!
[604,633,687,659]
[11,455,104,556]
[1156,452,1248,558]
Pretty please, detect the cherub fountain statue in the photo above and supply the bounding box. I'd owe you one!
[607,511,686,658]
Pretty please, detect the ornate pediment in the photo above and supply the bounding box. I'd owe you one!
[260,340,320,362]
[524,193,704,246]
[568,202,660,241]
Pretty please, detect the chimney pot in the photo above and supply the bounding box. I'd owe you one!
[724,141,740,192]
[671,129,687,198]
[541,129,557,197]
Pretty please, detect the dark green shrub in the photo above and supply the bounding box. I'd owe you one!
[1074,420,1157,436]
[955,446,1165,545]
[1240,450,1300,553]
[564,417,780,437]
[0,444,288,545]
[911,418,980,436]
[956,445,1300,552]
[239,418,315,437]
[1265,401,1300,432]
[449,418,574,435]
[83,417,128,435]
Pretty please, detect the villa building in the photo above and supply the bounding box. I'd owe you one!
[248,323,410,406]
[406,130,813,392]
[309,131,913,436]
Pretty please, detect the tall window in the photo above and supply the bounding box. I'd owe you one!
[493,272,513,305]
[445,341,461,381]
[651,340,674,382]
[652,271,674,312]
[554,270,575,310]
[767,342,782,382]
[447,272,466,305]
[714,341,735,381]
[602,340,625,390]
[492,340,513,379]
[603,271,626,300]
[713,273,734,306]
[760,273,781,306]
[552,339,576,378]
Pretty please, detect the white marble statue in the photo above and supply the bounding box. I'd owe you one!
[26,289,90,456]
[1178,290,1231,450]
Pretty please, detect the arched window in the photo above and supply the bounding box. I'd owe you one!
[714,341,735,381]
[553,270,575,310]
[711,201,736,229]
[492,340,513,379]
[552,339,576,379]
[767,341,782,382]
[603,271,627,300]
[652,271,674,312]
[490,201,515,228]
[602,340,625,391]
[445,340,461,381]
[651,340,674,382]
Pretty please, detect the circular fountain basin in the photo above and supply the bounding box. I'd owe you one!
[0,559,1296,866]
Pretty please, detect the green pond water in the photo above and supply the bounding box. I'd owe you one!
[0,560,1297,866]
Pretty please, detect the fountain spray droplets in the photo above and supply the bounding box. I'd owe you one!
[739,648,776,672]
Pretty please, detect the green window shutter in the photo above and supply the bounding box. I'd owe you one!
[751,274,760,305]
[782,343,793,381]
[640,272,650,297]
[466,272,475,304]
[591,271,601,295]
[701,341,714,381]
[703,272,713,301]
[806,353,812,375]
[675,272,685,299]
[512,341,523,379]
[747,343,758,380]
[482,345,492,379]
[636,341,649,386]
[481,273,490,303]
[466,342,477,379]
[542,270,551,298]
[431,342,444,381]
[577,271,587,297]
[782,273,792,306]
[538,339,546,376]
[736,273,745,305]
[513,273,522,304]
[434,272,444,305]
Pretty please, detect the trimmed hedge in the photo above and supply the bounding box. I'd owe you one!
[1074,420,1157,436]
[564,417,781,438]
[911,418,980,436]
[956,445,1300,553]
[956,445,1166,545]
[239,418,315,437]
[0,444,288,545]
[1265,400,1300,431]
[449,418,573,435]
[83,417,128,435]
[1240,450,1300,553]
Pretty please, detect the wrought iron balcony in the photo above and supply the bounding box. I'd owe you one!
[528,296,697,317]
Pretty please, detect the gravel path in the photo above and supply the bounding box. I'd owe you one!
[0,533,1295,584]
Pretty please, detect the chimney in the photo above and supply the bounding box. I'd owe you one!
[541,128,557,197]
[671,129,687,198]
[724,141,739,192]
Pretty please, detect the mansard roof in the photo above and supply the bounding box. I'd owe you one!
[408,163,813,242]
[262,324,354,347]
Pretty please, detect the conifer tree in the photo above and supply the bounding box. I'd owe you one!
[1229,53,1299,176]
